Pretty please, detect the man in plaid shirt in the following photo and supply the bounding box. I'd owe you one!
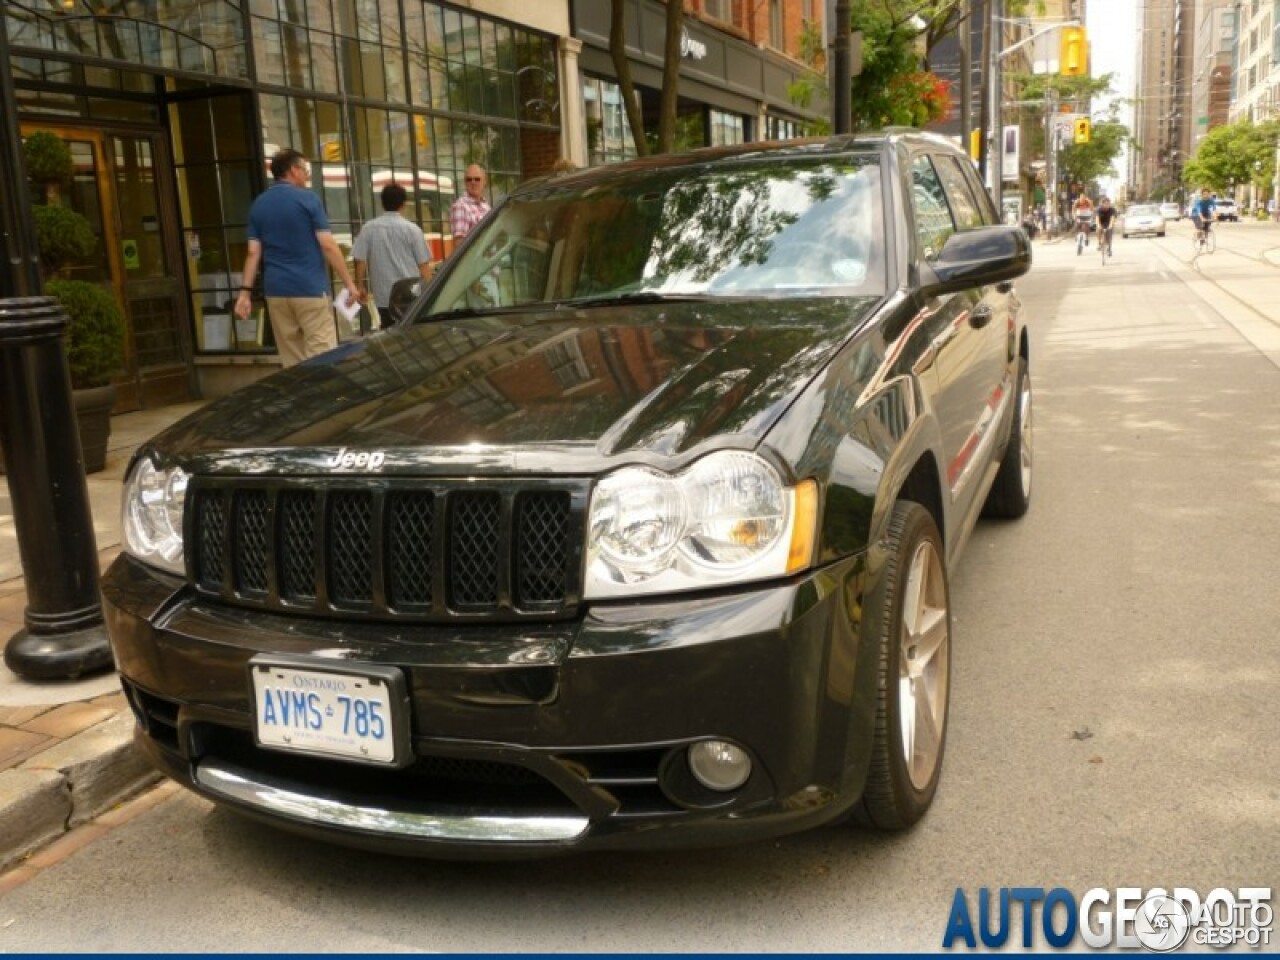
[450,164,491,244]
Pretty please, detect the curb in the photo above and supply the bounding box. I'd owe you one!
[0,709,159,870]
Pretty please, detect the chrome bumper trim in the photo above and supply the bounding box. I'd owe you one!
[195,759,590,843]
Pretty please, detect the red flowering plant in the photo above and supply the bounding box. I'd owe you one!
[884,72,953,128]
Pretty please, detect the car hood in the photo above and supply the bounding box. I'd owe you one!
[151,298,880,474]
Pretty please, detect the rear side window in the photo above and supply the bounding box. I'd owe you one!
[933,156,987,229]
[910,155,954,259]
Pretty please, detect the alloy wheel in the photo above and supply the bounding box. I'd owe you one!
[897,539,950,791]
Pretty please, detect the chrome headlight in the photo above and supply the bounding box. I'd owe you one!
[122,457,189,575]
[585,451,817,599]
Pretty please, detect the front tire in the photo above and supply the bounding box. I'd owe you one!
[982,356,1032,518]
[852,501,951,830]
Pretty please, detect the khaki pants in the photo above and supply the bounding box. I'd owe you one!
[266,296,337,367]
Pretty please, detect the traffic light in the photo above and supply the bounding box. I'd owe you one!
[1073,117,1091,145]
[1060,26,1088,77]
[970,128,981,160]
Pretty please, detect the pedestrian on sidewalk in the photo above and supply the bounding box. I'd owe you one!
[352,183,433,329]
[449,164,491,245]
[234,148,362,366]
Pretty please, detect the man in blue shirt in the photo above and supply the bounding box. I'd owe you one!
[234,149,361,366]
[1191,188,1216,237]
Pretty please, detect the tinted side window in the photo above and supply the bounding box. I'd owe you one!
[934,156,986,229]
[911,155,954,259]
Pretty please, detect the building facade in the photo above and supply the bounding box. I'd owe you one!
[571,0,825,167]
[1133,0,1193,199]
[1191,0,1236,153]
[1,0,826,405]
[1227,0,1279,125]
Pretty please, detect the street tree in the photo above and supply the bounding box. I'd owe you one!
[845,0,1041,132]
[847,0,951,130]
[1182,119,1280,195]
[1006,73,1127,196]
[1056,115,1128,189]
[609,0,684,156]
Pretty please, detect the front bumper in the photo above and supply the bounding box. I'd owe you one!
[103,552,877,858]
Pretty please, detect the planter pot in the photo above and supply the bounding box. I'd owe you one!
[0,383,115,475]
[73,383,116,474]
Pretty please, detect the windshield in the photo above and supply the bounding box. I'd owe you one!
[424,155,885,317]
[1129,205,1159,215]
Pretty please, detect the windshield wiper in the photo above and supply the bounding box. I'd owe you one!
[418,303,542,323]
[560,292,717,309]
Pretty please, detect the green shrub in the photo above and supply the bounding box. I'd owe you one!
[44,279,126,389]
[21,130,73,190]
[33,204,96,275]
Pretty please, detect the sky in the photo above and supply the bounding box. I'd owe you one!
[1087,0,1138,195]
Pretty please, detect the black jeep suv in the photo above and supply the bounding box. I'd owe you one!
[104,130,1033,858]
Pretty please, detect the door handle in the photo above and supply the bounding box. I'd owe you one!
[969,304,993,329]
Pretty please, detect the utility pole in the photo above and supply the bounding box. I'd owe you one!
[978,0,992,183]
[989,0,1003,210]
[959,0,972,156]
[1045,87,1059,236]
[833,0,851,134]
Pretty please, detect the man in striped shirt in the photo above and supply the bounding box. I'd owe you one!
[449,164,491,245]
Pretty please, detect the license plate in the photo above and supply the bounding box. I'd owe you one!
[249,657,409,766]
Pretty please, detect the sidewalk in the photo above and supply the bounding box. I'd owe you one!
[0,400,203,870]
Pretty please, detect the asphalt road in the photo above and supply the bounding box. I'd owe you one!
[2,223,1277,953]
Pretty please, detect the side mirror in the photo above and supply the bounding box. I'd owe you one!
[384,276,424,326]
[920,225,1032,297]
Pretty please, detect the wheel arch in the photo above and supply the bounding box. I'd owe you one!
[895,451,945,549]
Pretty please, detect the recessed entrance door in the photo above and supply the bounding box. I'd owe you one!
[21,123,192,411]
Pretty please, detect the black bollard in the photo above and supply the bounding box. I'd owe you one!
[0,298,113,680]
[0,20,112,681]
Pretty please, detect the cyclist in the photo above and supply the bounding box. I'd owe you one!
[1095,196,1117,259]
[1191,188,1216,248]
[1073,194,1094,254]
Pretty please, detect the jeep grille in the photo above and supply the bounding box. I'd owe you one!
[187,478,586,622]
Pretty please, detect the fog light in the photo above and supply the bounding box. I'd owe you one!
[687,740,751,792]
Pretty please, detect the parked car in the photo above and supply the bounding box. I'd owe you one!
[1159,202,1181,222]
[1123,204,1166,238]
[104,131,1033,857]
[1215,198,1239,221]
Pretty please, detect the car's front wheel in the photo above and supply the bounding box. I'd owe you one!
[981,356,1032,518]
[852,501,951,830]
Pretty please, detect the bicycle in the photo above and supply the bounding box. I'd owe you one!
[1192,222,1215,255]
[1075,218,1091,255]
[1099,226,1113,265]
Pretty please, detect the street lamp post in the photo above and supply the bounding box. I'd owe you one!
[0,18,114,680]
[989,17,1082,224]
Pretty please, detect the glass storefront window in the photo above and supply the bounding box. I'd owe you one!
[583,75,638,167]
[7,0,250,81]
[710,109,746,147]
[253,18,286,85]
[18,1,560,360]
[442,6,463,60]
[360,40,387,100]
[282,23,313,88]
[765,115,804,141]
